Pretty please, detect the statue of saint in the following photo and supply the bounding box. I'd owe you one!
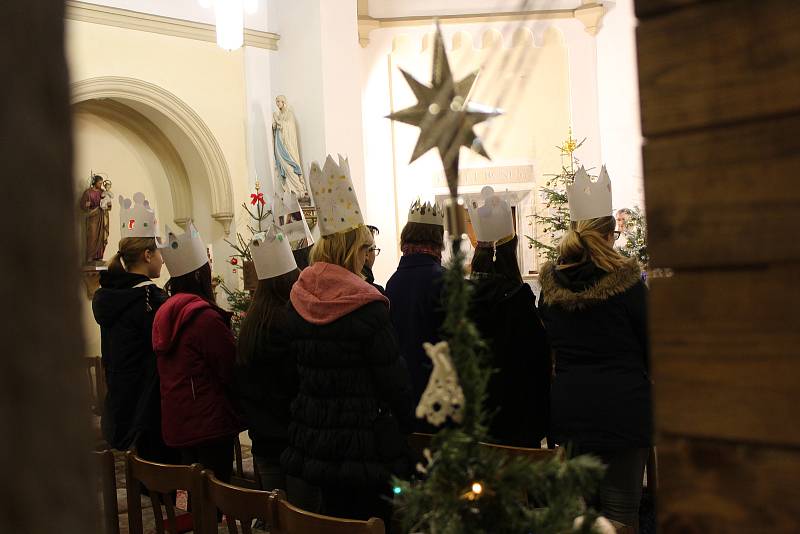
[80,174,111,265]
[272,95,309,199]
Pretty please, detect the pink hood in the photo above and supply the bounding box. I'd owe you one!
[290,262,388,325]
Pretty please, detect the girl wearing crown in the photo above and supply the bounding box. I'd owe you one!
[92,192,177,464]
[537,167,652,530]
[281,156,413,527]
[152,223,243,485]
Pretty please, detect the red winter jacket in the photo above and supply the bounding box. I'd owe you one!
[152,293,242,447]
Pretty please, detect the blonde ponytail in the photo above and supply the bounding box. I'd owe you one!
[557,216,627,273]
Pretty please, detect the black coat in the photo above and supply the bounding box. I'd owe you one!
[385,254,445,408]
[469,275,551,447]
[234,310,297,459]
[537,259,652,449]
[281,301,414,490]
[92,270,167,450]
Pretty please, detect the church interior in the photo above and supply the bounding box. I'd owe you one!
[1,0,798,533]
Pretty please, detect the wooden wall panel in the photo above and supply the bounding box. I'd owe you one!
[657,437,800,533]
[635,0,708,18]
[637,0,800,136]
[643,113,800,268]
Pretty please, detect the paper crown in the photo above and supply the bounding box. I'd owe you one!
[308,154,364,237]
[567,165,613,221]
[250,226,297,280]
[467,186,515,243]
[407,199,445,226]
[161,221,208,278]
[118,192,159,239]
[273,191,314,248]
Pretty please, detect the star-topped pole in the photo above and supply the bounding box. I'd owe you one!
[386,23,501,199]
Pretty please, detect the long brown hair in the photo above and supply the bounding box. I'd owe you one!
[108,237,159,274]
[165,262,214,302]
[557,216,627,272]
[237,269,299,365]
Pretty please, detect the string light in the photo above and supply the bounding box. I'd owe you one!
[471,482,483,495]
[393,486,403,495]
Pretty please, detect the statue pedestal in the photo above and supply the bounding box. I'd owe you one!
[81,264,107,299]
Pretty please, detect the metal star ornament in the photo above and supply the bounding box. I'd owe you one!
[387,24,501,195]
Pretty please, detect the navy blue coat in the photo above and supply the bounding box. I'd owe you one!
[385,254,445,412]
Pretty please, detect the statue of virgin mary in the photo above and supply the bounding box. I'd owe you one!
[272,95,308,199]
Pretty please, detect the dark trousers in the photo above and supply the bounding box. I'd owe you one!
[571,445,649,529]
[179,435,235,483]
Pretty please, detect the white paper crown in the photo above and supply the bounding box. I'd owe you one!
[407,199,445,226]
[118,192,159,239]
[250,226,297,280]
[308,154,364,237]
[567,165,613,221]
[273,191,314,248]
[467,186,515,243]
[161,221,208,277]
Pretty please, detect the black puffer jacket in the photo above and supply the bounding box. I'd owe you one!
[537,259,652,449]
[281,262,414,490]
[469,275,551,447]
[235,310,297,458]
[92,270,167,450]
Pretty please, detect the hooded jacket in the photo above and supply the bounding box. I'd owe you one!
[469,275,551,447]
[537,259,652,449]
[92,270,167,450]
[152,293,242,447]
[281,262,414,490]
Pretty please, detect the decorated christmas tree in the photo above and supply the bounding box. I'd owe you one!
[387,25,607,534]
[616,206,648,267]
[527,131,587,263]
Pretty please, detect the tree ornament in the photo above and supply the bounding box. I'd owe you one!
[415,341,465,426]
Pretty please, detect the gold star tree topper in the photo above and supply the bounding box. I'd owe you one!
[387,24,500,195]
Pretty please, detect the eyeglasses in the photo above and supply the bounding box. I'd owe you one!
[369,246,381,256]
[613,231,622,240]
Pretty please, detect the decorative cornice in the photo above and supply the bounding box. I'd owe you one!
[433,165,535,189]
[65,0,280,50]
[357,2,605,47]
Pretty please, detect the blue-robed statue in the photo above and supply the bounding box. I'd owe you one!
[272,95,308,199]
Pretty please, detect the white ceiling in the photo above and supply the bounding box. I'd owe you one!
[80,0,270,32]
[366,0,584,18]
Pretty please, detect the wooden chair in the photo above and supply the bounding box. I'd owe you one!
[201,470,282,534]
[272,498,385,534]
[92,449,120,534]
[125,451,205,534]
[231,435,259,489]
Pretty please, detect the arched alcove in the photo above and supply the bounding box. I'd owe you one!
[71,76,235,233]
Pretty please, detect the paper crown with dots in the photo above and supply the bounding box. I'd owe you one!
[118,192,159,239]
[250,225,297,280]
[467,186,515,244]
[407,199,445,226]
[308,154,364,237]
[567,165,613,221]
[161,221,208,278]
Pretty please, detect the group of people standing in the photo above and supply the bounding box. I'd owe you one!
[93,159,652,530]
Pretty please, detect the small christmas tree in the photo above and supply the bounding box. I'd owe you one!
[218,181,272,337]
[616,206,648,267]
[527,131,588,263]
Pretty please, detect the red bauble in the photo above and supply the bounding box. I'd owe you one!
[230,257,238,265]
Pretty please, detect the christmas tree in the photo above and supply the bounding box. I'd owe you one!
[527,131,587,263]
[387,26,607,534]
[616,206,648,267]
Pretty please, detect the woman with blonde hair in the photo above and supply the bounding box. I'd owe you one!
[538,168,652,530]
[92,193,176,464]
[281,156,413,527]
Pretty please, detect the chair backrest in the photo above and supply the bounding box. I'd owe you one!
[125,451,205,534]
[201,470,282,534]
[92,449,120,534]
[479,441,560,463]
[272,498,385,534]
[230,435,259,489]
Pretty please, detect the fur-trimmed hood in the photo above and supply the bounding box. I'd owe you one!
[539,259,642,311]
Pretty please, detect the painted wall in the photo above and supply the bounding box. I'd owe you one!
[596,0,643,210]
[367,0,583,17]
